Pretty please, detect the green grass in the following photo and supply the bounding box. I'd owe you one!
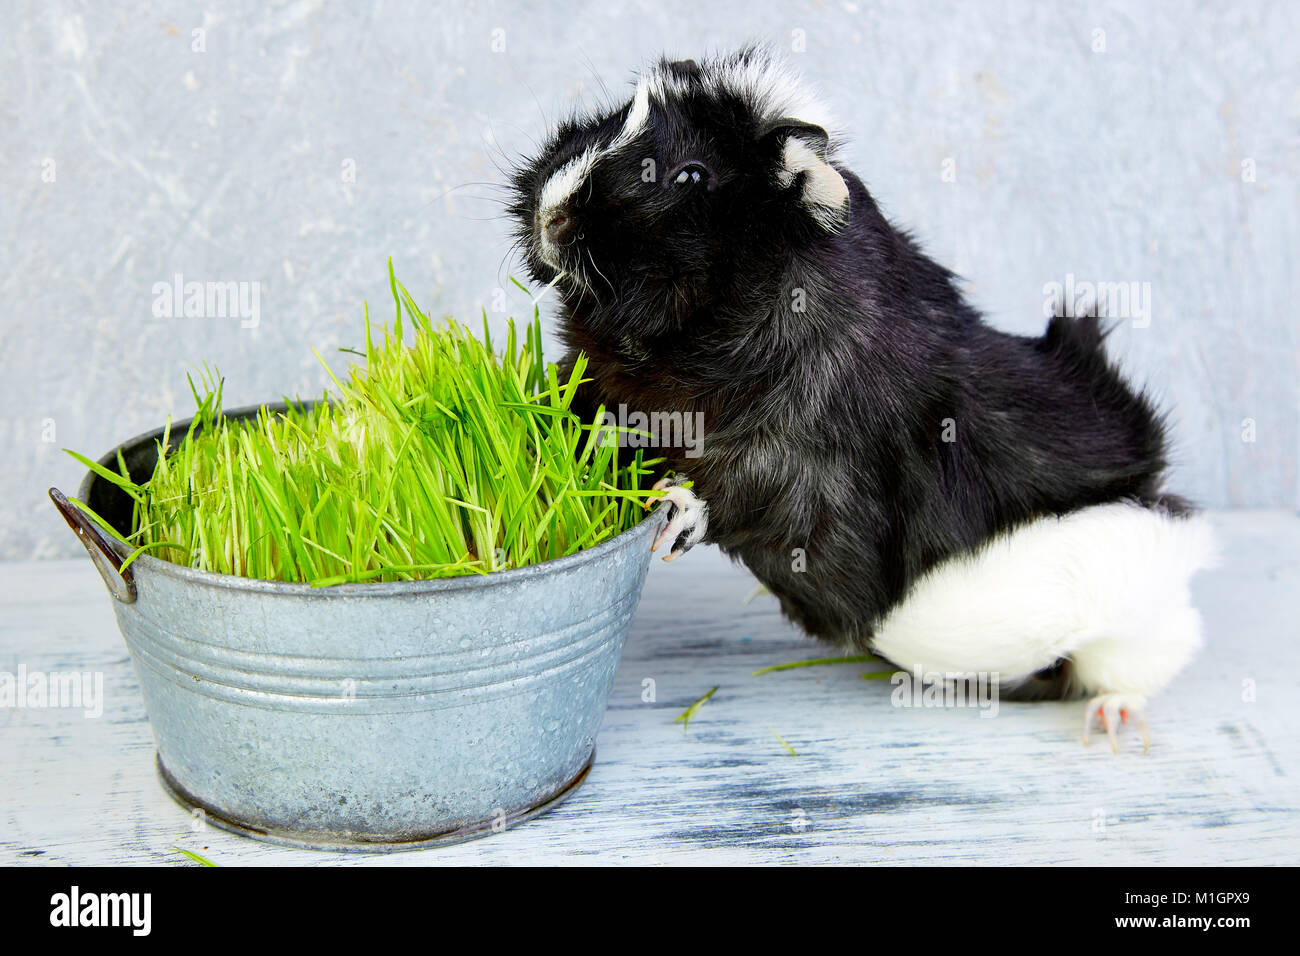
[674,686,718,733]
[750,655,882,676]
[769,728,798,756]
[67,261,660,586]
[171,846,218,866]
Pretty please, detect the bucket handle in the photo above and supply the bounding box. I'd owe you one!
[48,487,137,604]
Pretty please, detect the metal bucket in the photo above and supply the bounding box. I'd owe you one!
[50,403,659,851]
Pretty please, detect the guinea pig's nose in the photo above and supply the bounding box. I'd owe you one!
[544,212,576,243]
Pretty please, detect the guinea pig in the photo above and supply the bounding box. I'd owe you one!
[506,46,1216,752]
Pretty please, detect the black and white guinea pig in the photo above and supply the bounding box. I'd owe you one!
[506,46,1215,751]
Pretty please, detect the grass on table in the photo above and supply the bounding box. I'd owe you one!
[674,686,719,733]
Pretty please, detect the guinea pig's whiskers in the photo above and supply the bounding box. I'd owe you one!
[579,49,616,114]
[495,235,534,300]
[417,181,511,215]
[587,248,615,298]
[503,66,552,139]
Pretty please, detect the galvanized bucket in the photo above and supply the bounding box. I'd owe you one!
[50,403,659,851]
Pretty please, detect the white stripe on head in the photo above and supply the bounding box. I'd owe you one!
[538,50,843,230]
[539,79,653,215]
[609,77,651,151]
[539,146,598,213]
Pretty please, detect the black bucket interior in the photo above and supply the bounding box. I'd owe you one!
[80,403,300,540]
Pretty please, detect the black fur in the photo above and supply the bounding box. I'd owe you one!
[507,48,1186,661]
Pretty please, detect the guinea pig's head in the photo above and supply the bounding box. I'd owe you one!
[507,47,850,337]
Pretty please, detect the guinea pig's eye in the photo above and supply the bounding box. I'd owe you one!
[668,161,714,190]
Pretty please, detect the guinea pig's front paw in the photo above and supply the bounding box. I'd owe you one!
[649,476,709,561]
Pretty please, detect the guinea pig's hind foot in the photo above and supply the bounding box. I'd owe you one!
[649,476,709,560]
[1082,692,1151,755]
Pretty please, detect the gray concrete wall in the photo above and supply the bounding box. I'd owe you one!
[3,0,1296,560]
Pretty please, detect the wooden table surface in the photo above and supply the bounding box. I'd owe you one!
[3,511,1297,866]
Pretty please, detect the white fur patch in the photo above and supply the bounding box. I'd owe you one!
[703,52,838,145]
[539,78,652,218]
[539,146,598,214]
[643,51,839,149]
[610,77,651,151]
[646,50,848,230]
[869,503,1217,698]
[777,137,850,229]
[645,70,688,102]
[652,481,709,559]
[541,51,841,224]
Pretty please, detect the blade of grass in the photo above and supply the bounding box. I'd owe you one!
[752,655,883,677]
[770,728,798,756]
[674,686,719,733]
[171,846,218,866]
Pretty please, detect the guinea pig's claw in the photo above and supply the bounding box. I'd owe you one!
[650,484,708,559]
[1082,693,1150,755]
[642,476,675,511]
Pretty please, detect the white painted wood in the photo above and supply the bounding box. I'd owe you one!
[2,511,1297,865]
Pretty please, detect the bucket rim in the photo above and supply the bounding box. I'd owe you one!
[76,401,662,598]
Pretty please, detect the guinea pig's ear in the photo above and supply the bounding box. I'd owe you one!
[760,118,850,232]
